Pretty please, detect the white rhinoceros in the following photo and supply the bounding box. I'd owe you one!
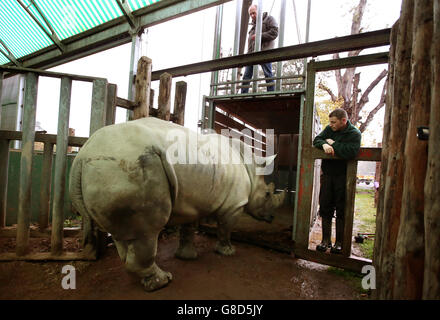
[69,117,285,291]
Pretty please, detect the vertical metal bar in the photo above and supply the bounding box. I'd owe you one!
[294,62,315,248]
[231,0,243,95]
[16,72,38,256]
[126,34,141,121]
[210,5,223,97]
[342,160,358,257]
[208,100,215,130]
[0,71,3,106]
[292,0,302,44]
[39,142,54,230]
[293,93,305,241]
[51,76,72,256]
[276,0,286,91]
[90,79,108,136]
[302,0,312,77]
[106,84,117,126]
[0,139,9,228]
[252,0,263,93]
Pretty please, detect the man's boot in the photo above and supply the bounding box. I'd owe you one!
[331,216,344,254]
[316,216,332,252]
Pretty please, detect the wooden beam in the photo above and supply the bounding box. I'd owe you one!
[151,29,391,80]
[173,81,187,125]
[0,251,96,262]
[39,142,54,231]
[51,77,72,256]
[116,97,137,110]
[106,84,117,125]
[157,72,172,121]
[133,57,152,119]
[0,131,87,147]
[0,139,9,228]
[89,79,108,135]
[313,52,389,72]
[342,160,358,257]
[16,72,38,256]
[308,146,382,161]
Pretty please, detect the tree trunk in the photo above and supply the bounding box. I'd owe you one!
[376,0,414,299]
[423,0,440,299]
[393,0,432,299]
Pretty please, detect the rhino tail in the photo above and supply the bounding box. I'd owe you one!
[68,157,90,220]
[155,149,178,207]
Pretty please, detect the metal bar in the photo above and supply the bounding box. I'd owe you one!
[212,75,304,86]
[151,29,391,80]
[106,84,118,125]
[17,0,65,52]
[0,139,9,228]
[115,0,139,30]
[0,39,21,66]
[292,0,302,44]
[16,72,38,256]
[126,34,141,121]
[7,0,233,71]
[210,5,223,96]
[342,160,358,257]
[206,89,305,100]
[0,130,87,147]
[231,0,243,94]
[51,77,72,256]
[90,79,108,135]
[0,65,105,82]
[39,142,54,231]
[252,0,263,93]
[305,0,311,43]
[276,0,287,91]
[292,93,305,240]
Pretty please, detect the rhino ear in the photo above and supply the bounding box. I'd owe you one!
[265,154,277,166]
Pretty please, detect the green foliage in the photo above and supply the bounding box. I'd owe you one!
[355,187,377,260]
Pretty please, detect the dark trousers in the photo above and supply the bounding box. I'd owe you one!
[319,174,346,219]
[241,63,275,93]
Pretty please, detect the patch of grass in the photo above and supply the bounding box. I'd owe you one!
[354,187,377,260]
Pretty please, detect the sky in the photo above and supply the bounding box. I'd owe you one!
[34,0,402,146]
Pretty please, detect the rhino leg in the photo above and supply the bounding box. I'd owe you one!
[113,239,128,261]
[124,233,172,292]
[175,223,198,260]
[215,213,239,256]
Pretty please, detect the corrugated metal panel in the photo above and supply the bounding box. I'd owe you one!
[0,0,161,65]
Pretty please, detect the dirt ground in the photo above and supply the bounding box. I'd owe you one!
[0,231,365,300]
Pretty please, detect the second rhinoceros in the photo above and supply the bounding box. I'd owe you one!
[69,117,285,291]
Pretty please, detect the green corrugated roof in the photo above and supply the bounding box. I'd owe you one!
[0,0,161,65]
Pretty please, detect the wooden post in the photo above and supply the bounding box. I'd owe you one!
[342,160,358,257]
[106,84,117,126]
[51,76,72,256]
[173,81,187,125]
[393,0,432,299]
[133,56,152,120]
[149,89,155,115]
[39,142,54,231]
[423,0,440,300]
[294,61,316,247]
[0,139,9,229]
[375,0,414,299]
[16,72,38,256]
[90,79,108,135]
[158,72,172,121]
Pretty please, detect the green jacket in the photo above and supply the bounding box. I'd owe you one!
[313,120,361,176]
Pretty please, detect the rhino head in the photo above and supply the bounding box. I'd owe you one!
[245,155,287,223]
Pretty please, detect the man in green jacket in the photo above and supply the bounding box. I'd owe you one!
[313,108,361,254]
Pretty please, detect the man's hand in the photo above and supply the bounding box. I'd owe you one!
[322,143,335,156]
[325,139,335,145]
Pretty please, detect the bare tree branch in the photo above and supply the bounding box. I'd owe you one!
[358,69,388,110]
[318,81,338,102]
[359,78,388,132]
